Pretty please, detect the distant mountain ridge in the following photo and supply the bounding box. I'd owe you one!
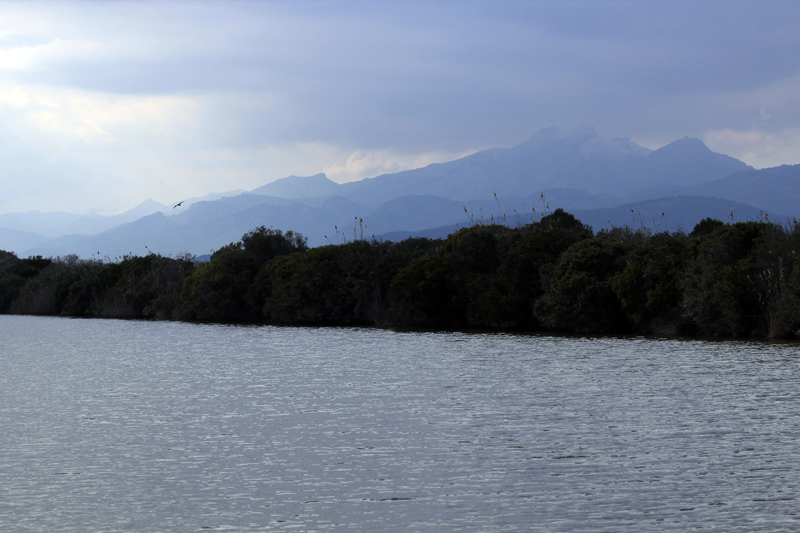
[251,173,341,199]
[684,164,800,217]
[0,228,51,254]
[379,196,773,242]
[336,127,751,205]
[5,126,796,258]
[246,127,751,208]
[0,190,246,240]
[628,163,800,217]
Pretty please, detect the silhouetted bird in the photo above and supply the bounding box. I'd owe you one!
[173,201,184,209]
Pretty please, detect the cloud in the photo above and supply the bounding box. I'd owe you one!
[323,151,408,183]
[0,82,202,148]
[1,1,800,215]
[0,82,206,213]
[703,128,800,169]
[323,148,479,183]
[696,71,800,167]
[0,38,105,71]
[5,1,797,149]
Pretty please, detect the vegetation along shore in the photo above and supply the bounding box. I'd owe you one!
[2,209,799,339]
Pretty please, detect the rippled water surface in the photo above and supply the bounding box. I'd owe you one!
[1,315,800,532]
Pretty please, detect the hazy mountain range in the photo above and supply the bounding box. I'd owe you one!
[3,126,798,259]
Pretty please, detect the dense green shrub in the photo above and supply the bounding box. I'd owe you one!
[257,238,440,325]
[2,211,799,339]
[387,252,455,327]
[681,222,774,336]
[102,254,194,318]
[0,252,54,313]
[242,226,309,263]
[175,245,259,321]
[11,262,71,315]
[474,216,592,329]
[175,227,309,321]
[388,210,593,329]
[534,237,630,333]
[609,231,689,332]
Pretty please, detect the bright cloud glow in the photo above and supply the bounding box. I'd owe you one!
[323,148,478,183]
[704,128,800,169]
[0,83,198,145]
[0,38,105,70]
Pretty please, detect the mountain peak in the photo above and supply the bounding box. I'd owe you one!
[513,125,649,160]
[643,136,751,187]
[654,136,712,156]
[120,198,170,218]
[518,125,598,147]
[250,173,341,199]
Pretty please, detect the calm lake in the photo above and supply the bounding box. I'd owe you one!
[1,315,799,532]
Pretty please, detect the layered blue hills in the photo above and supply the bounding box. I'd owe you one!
[3,126,796,258]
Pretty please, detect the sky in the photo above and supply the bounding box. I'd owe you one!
[1,0,800,215]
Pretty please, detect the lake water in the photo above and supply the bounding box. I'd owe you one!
[1,315,799,532]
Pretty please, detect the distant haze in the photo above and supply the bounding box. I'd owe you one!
[6,127,798,258]
[2,1,800,215]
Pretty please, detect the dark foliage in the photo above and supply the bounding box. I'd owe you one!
[534,237,630,333]
[387,210,592,329]
[241,227,309,263]
[0,252,53,312]
[174,227,309,322]
[2,210,800,339]
[4,253,193,318]
[256,238,440,325]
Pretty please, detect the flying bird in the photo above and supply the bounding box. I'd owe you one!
[173,201,184,209]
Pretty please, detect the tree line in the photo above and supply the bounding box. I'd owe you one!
[2,209,800,338]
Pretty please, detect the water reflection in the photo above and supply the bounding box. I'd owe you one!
[1,315,799,532]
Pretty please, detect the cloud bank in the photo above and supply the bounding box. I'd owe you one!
[1,1,800,214]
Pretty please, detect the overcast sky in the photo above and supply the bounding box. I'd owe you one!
[2,0,800,214]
